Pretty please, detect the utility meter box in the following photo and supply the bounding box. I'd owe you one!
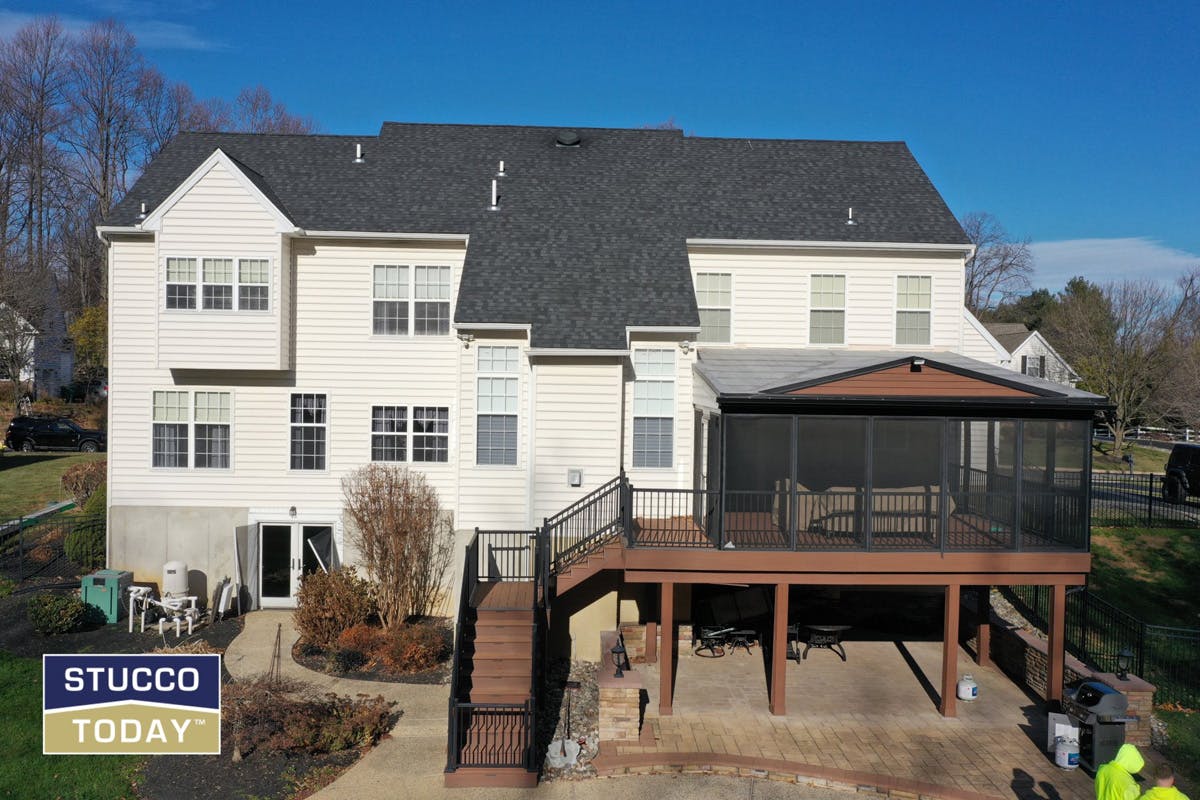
[81,569,133,624]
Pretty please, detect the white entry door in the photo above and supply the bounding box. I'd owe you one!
[259,523,334,608]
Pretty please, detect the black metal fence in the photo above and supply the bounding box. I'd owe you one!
[0,513,105,582]
[1091,472,1200,528]
[1003,584,1200,708]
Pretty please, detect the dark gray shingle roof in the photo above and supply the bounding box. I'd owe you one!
[108,123,970,349]
[982,322,1035,355]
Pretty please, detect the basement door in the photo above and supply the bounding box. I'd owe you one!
[259,523,334,608]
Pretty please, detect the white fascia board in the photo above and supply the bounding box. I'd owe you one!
[297,230,469,243]
[95,225,151,242]
[963,308,1012,362]
[139,148,299,234]
[526,348,630,357]
[625,325,701,347]
[453,322,532,333]
[688,237,976,256]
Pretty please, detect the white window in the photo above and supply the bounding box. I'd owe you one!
[896,275,932,346]
[1022,356,1046,378]
[372,264,452,336]
[290,393,327,470]
[152,390,189,467]
[202,258,233,310]
[372,265,409,335]
[695,272,732,344]
[632,349,675,468]
[193,392,231,469]
[809,274,846,345]
[371,405,407,462]
[165,258,197,310]
[151,390,232,469]
[238,259,270,311]
[412,406,449,462]
[477,346,519,466]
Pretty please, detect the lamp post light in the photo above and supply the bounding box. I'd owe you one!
[1115,648,1134,681]
[611,640,628,678]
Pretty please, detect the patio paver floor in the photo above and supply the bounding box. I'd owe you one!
[624,640,1098,800]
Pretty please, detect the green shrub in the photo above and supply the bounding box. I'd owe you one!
[65,520,105,571]
[81,482,106,515]
[27,593,98,635]
[379,621,452,673]
[293,568,374,650]
[0,576,15,598]
[60,460,106,507]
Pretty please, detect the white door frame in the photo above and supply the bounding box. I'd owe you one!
[257,521,335,609]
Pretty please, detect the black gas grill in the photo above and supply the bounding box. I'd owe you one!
[1062,682,1135,770]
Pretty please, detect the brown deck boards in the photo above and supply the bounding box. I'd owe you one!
[471,580,534,610]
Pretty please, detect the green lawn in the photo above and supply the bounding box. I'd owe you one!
[0,453,105,521]
[1091,441,1173,474]
[1089,526,1200,628]
[1158,709,1200,786]
[0,652,141,799]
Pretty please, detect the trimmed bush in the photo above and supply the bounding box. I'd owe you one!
[336,623,384,657]
[379,621,452,673]
[81,481,106,515]
[65,520,105,570]
[293,568,374,650]
[61,460,106,507]
[27,593,98,635]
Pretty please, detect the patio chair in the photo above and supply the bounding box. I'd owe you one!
[694,626,735,657]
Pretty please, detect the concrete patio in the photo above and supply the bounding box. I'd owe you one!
[604,639,1098,800]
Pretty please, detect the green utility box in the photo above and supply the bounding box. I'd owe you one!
[81,569,133,624]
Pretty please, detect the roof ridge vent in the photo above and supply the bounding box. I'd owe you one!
[555,130,581,147]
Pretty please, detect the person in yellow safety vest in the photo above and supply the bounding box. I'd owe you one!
[1141,763,1190,800]
[1096,744,1145,800]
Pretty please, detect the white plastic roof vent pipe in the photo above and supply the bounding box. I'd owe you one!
[846,207,857,225]
[353,143,364,163]
[496,160,507,177]
[137,201,147,220]
[487,179,500,211]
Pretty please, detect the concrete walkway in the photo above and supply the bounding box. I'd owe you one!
[224,611,861,800]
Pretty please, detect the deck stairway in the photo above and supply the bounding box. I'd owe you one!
[445,475,630,787]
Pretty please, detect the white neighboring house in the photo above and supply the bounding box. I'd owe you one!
[0,301,37,383]
[97,123,1104,646]
[983,322,1079,388]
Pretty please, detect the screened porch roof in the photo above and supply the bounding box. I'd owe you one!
[695,349,1108,412]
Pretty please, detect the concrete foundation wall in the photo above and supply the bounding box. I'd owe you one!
[109,505,248,604]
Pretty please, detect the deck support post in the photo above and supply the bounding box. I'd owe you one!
[1047,583,1066,705]
[645,620,657,664]
[659,581,674,716]
[940,583,960,718]
[975,586,991,667]
[769,582,788,716]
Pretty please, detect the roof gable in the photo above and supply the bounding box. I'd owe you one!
[772,358,1046,398]
[138,148,298,234]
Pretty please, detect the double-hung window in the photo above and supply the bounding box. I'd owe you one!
[151,390,232,468]
[202,258,234,310]
[413,407,450,462]
[477,346,519,465]
[290,393,327,470]
[695,272,732,343]
[632,349,675,468]
[372,264,452,335]
[165,258,197,310]
[152,391,189,467]
[896,275,932,345]
[809,274,846,345]
[238,259,270,311]
[371,406,407,462]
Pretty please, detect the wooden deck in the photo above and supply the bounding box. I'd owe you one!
[471,580,534,610]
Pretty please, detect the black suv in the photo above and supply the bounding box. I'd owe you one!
[4,416,107,453]
[1163,443,1200,504]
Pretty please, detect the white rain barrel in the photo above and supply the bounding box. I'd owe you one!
[162,561,188,596]
[1054,736,1080,770]
[956,674,979,702]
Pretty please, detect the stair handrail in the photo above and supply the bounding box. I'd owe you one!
[444,531,479,774]
[545,471,628,574]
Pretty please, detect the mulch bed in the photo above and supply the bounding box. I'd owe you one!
[539,659,600,781]
[292,640,451,685]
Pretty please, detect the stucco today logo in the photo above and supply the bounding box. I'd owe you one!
[43,654,221,755]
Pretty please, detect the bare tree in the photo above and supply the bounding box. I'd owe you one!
[233,85,316,134]
[960,212,1034,315]
[1047,272,1200,451]
[342,465,455,627]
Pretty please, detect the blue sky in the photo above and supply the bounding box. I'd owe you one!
[11,1,1200,289]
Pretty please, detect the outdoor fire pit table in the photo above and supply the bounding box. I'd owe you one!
[800,624,851,661]
[727,629,759,654]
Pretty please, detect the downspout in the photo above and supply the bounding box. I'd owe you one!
[526,359,537,529]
